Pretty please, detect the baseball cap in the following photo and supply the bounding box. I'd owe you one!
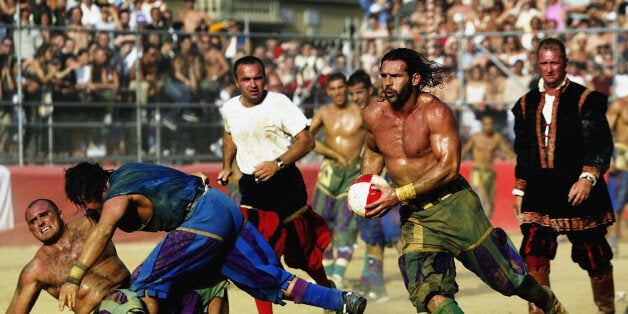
[137,13,147,25]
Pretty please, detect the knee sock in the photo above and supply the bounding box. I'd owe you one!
[289,278,344,310]
[333,245,354,278]
[360,252,371,287]
[254,299,273,314]
[323,249,335,275]
[367,256,384,288]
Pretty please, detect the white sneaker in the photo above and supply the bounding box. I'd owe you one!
[163,118,177,131]
[182,112,199,122]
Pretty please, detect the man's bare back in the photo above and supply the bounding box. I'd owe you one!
[8,204,130,314]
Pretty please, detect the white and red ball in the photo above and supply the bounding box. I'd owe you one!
[347,174,390,218]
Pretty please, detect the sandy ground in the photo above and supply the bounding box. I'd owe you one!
[1,232,628,314]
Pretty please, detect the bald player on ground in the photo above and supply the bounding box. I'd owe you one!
[7,199,132,314]
[7,199,228,314]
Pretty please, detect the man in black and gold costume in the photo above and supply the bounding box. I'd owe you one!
[512,38,616,314]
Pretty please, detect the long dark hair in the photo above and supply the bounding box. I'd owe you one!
[65,162,112,208]
[380,48,450,92]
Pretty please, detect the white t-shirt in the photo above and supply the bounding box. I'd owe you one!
[80,3,102,27]
[615,74,628,98]
[221,91,309,174]
[76,65,91,85]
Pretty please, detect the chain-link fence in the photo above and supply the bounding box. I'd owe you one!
[1,20,626,165]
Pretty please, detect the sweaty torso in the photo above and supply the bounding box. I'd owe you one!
[367,95,438,186]
[470,132,502,168]
[321,103,366,161]
[612,98,628,144]
[180,10,205,33]
[35,217,130,314]
[203,49,226,77]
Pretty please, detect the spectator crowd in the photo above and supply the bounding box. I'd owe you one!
[0,0,626,163]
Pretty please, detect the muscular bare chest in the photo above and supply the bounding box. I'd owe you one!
[42,221,93,288]
[323,108,364,138]
[475,134,500,151]
[39,240,80,296]
[375,112,431,159]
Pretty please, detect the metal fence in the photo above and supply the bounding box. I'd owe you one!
[1,21,626,166]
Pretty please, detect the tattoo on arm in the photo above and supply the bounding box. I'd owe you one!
[16,262,37,295]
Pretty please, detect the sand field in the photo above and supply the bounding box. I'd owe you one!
[1,232,627,314]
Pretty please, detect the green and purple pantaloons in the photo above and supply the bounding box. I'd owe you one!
[398,175,529,312]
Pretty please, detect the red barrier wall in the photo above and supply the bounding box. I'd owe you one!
[0,161,519,246]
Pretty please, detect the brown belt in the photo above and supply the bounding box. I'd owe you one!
[409,175,470,210]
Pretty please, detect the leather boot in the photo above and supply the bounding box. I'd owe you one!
[591,269,615,313]
[528,265,550,314]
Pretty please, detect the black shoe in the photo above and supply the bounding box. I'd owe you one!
[336,291,366,314]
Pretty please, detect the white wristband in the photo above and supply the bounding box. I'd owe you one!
[512,188,525,196]
[579,172,597,186]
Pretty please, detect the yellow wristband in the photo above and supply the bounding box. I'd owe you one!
[65,275,82,286]
[67,262,88,282]
[74,261,88,271]
[395,183,417,204]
